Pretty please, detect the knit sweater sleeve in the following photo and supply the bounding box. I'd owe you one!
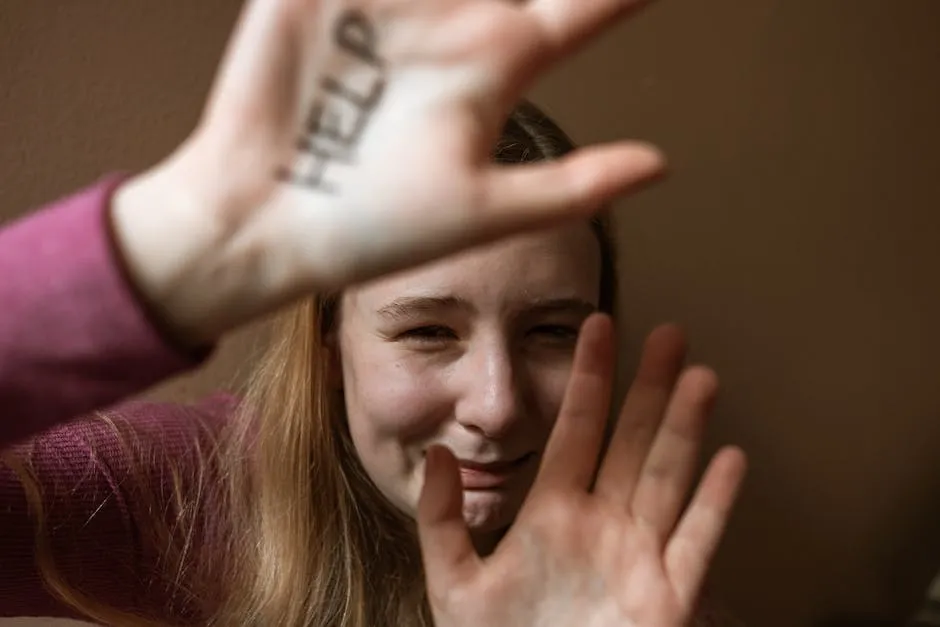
[0,393,237,622]
[0,175,209,448]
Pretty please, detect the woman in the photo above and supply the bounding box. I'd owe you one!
[1,0,745,625]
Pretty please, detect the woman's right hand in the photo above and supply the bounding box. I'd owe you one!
[418,316,746,627]
[111,0,665,346]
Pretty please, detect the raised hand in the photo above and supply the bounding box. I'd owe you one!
[111,0,665,344]
[417,315,747,627]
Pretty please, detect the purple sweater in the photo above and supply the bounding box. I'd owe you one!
[0,177,228,621]
[0,178,741,625]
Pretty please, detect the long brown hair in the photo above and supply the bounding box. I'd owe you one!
[10,99,618,626]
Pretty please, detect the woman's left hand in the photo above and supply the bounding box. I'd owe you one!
[417,314,747,627]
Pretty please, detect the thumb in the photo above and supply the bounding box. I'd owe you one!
[417,446,480,588]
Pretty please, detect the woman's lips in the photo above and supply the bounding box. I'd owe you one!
[457,453,534,490]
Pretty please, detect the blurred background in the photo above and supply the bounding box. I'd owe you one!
[2,1,940,625]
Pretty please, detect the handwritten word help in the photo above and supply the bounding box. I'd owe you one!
[279,10,386,193]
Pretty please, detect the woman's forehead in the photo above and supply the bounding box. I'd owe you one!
[346,224,601,314]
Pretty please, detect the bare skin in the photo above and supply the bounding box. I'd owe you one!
[110,0,664,346]
[419,315,747,627]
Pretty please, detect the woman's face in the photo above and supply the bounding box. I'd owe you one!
[337,223,603,539]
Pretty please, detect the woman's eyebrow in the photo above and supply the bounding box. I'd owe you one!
[375,295,596,321]
[376,295,473,320]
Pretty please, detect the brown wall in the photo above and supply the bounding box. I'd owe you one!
[3,2,940,626]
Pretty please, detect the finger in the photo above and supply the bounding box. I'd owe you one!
[665,447,747,608]
[594,324,687,505]
[417,445,481,587]
[479,142,666,235]
[531,314,615,494]
[202,0,324,145]
[630,366,718,541]
[527,0,653,57]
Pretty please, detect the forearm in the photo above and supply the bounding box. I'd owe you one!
[0,177,201,447]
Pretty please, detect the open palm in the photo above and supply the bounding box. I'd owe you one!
[171,0,664,294]
[418,315,747,626]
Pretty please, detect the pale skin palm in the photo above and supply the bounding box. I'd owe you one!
[202,0,665,286]
[418,315,746,626]
[112,0,664,344]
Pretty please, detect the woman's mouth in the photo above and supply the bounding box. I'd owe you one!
[456,453,535,490]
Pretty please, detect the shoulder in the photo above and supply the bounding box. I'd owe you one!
[1,392,242,621]
[12,391,242,504]
[105,391,242,446]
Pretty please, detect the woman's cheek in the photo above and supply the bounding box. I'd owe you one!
[350,363,452,443]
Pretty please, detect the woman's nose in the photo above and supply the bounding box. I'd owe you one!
[453,341,524,438]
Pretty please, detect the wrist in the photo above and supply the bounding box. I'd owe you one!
[109,156,270,347]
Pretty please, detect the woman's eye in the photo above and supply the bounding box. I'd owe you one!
[399,325,457,342]
[530,324,579,342]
